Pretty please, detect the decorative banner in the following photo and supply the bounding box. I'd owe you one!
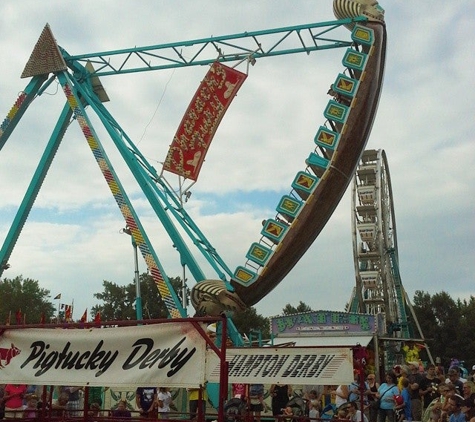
[0,323,207,387]
[271,311,376,335]
[163,61,247,181]
[206,347,353,385]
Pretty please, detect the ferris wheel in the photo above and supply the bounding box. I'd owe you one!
[349,149,418,339]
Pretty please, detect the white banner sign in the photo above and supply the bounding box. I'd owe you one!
[0,323,207,387]
[206,347,354,385]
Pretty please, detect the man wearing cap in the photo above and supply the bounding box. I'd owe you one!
[446,368,465,396]
[407,362,423,421]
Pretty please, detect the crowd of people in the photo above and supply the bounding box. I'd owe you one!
[329,362,475,422]
[1,363,474,422]
[0,384,175,420]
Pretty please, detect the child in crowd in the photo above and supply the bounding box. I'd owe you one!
[23,395,38,419]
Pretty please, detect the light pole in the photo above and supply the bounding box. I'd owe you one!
[121,226,142,320]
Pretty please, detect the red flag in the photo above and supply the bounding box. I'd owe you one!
[65,305,72,322]
[94,312,101,324]
[40,312,46,324]
[80,309,87,323]
[15,309,22,325]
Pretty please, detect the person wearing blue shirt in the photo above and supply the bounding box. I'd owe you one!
[378,372,400,422]
[447,395,466,422]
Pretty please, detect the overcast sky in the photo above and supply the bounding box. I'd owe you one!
[0,1,474,322]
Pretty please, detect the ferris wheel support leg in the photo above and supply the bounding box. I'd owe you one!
[403,289,434,365]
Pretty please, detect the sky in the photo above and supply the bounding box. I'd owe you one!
[0,1,474,322]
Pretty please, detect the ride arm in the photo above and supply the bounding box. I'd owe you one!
[63,18,366,77]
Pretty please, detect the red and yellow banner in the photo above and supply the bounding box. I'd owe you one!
[163,62,247,181]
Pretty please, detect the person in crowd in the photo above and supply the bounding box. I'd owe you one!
[3,384,27,419]
[463,381,475,402]
[282,406,294,422]
[367,374,380,422]
[420,364,442,410]
[469,366,475,383]
[111,400,132,419]
[461,398,475,422]
[377,372,399,422]
[50,392,69,418]
[156,387,174,419]
[446,369,464,396]
[396,367,409,392]
[347,400,369,422]
[306,390,320,418]
[303,385,322,415]
[447,395,466,422]
[349,372,370,409]
[188,386,207,420]
[61,386,83,417]
[407,362,424,421]
[270,384,292,421]
[308,395,320,421]
[135,386,157,418]
[422,383,451,422]
[396,378,411,422]
[87,402,101,421]
[23,394,38,419]
[249,384,265,422]
[23,385,39,407]
[87,386,106,411]
[332,384,349,408]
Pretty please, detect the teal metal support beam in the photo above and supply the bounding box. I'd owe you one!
[0,75,47,151]
[63,17,366,77]
[0,103,73,278]
[56,70,187,318]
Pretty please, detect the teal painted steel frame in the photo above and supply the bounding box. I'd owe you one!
[62,17,367,77]
[0,102,73,278]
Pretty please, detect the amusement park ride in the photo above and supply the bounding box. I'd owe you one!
[0,0,426,353]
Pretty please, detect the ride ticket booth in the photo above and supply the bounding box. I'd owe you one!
[270,310,380,380]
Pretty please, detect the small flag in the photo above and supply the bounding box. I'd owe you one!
[40,312,46,324]
[65,305,72,322]
[15,309,22,325]
[80,309,87,323]
[94,312,101,324]
[54,293,61,300]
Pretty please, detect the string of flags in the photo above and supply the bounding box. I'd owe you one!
[4,294,101,325]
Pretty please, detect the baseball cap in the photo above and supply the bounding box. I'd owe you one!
[472,364,475,370]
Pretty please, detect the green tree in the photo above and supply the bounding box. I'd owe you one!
[412,290,475,367]
[92,273,185,321]
[232,306,270,341]
[282,301,313,315]
[0,275,55,324]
